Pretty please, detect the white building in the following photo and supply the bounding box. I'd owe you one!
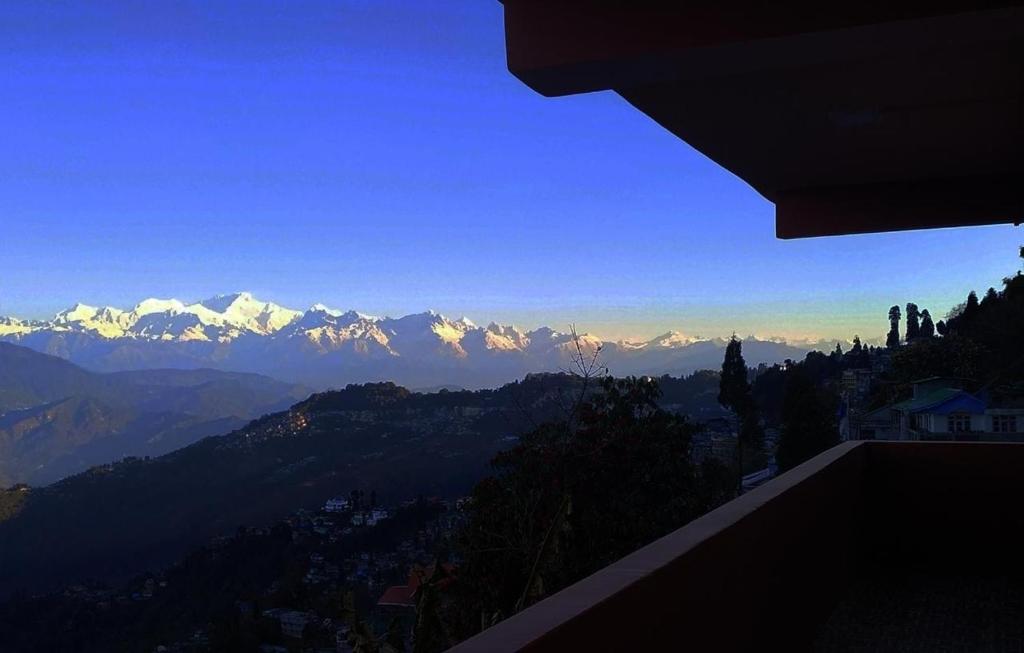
[366,509,390,526]
[324,497,350,513]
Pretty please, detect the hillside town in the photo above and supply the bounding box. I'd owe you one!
[15,491,468,653]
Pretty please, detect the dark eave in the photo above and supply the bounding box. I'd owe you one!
[499,2,1024,238]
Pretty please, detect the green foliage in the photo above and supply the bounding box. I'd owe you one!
[776,370,839,472]
[654,370,722,412]
[452,376,733,641]
[889,337,985,390]
[301,382,412,412]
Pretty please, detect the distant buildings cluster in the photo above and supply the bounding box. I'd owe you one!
[254,493,466,652]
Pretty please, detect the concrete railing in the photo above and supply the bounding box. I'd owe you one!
[449,441,1024,652]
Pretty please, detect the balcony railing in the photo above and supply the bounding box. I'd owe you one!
[450,441,1024,651]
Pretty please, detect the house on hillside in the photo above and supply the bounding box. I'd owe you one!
[324,497,350,513]
[848,378,1024,441]
[278,610,311,639]
[377,563,456,610]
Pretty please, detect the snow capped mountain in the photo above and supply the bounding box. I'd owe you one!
[13,293,303,343]
[196,292,302,334]
[52,303,128,338]
[0,316,33,336]
[376,311,479,359]
[477,323,529,351]
[0,293,820,389]
[132,298,187,317]
[633,330,706,349]
[283,305,392,355]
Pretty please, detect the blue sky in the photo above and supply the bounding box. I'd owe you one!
[0,1,1019,342]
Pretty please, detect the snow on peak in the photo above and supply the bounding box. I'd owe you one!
[485,322,530,349]
[647,330,703,348]
[132,298,186,316]
[52,303,128,338]
[190,292,301,334]
[55,303,99,322]
[198,291,256,314]
[431,318,468,345]
[309,303,342,316]
[0,316,31,336]
[0,294,820,367]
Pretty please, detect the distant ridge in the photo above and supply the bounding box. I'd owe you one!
[0,342,310,486]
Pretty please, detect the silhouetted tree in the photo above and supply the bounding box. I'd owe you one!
[775,370,840,472]
[718,336,763,483]
[920,309,935,338]
[453,376,733,639]
[983,287,999,306]
[965,290,980,316]
[718,336,751,415]
[847,335,870,368]
[886,305,901,349]
[412,563,452,653]
[936,319,948,336]
[878,245,1024,403]
[905,303,920,341]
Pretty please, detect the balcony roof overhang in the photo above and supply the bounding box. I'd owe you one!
[498,2,1024,238]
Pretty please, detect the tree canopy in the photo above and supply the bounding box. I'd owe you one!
[451,376,733,642]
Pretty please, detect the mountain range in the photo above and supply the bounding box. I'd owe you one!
[1,292,820,389]
[0,375,583,596]
[0,343,310,486]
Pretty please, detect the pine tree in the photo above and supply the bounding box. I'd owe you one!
[886,305,901,349]
[905,303,920,341]
[718,336,751,413]
[920,309,935,338]
[718,336,762,488]
[936,319,948,336]
[851,335,862,355]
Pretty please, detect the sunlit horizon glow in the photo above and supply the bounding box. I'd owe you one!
[1,2,1020,344]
